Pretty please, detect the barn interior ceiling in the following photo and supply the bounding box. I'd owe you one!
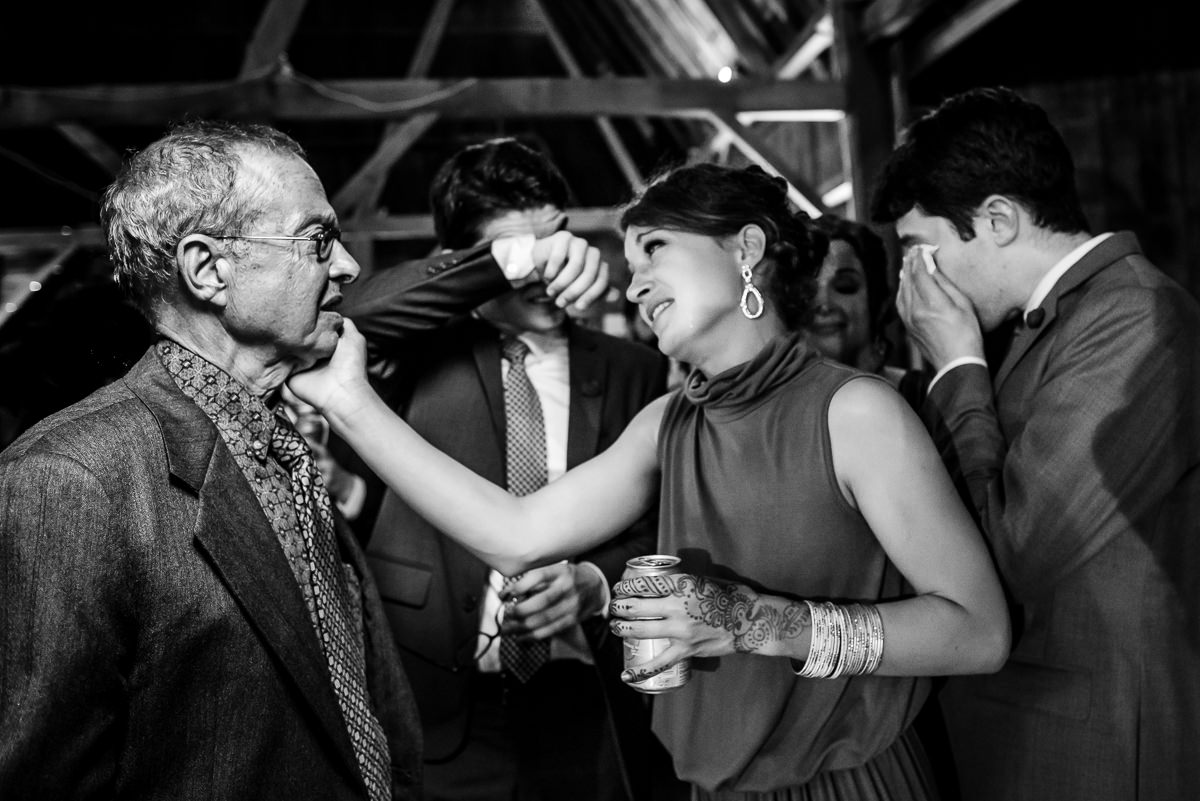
[0,0,1191,317]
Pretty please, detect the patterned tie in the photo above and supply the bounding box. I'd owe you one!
[498,336,552,683]
[271,415,393,801]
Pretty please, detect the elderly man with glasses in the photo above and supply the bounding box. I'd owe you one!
[0,120,608,801]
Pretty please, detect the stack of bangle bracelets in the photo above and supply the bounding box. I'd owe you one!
[794,601,885,679]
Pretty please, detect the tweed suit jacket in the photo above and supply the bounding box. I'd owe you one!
[922,232,1200,800]
[0,245,515,800]
[344,265,668,786]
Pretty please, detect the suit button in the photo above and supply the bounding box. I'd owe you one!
[462,594,478,613]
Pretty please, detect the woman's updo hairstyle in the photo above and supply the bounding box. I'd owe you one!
[619,163,828,331]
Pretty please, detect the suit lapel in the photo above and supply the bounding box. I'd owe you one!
[994,233,1141,390]
[472,332,507,454]
[566,326,605,469]
[126,350,363,781]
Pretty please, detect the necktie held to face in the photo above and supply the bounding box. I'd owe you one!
[498,336,552,683]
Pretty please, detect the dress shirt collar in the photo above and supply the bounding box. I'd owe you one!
[508,328,568,361]
[1024,232,1114,315]
[156,338,278,464]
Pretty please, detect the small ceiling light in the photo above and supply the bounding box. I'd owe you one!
[29,281,42,292]
[717,66,734,83]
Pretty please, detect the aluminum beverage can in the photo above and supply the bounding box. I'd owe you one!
[620,555,692,694]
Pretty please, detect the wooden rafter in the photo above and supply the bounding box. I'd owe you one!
[861,0,940,42]
[332,112,439,219]
[830,0,896,221]
[0,243,78,332]
[698,10,836,178]
[0,77,844,126]
[240,0,310,76]
[406,0,456,77]
[908,0,1027,75]
[772,13,834,79]
[333,0,455,225]
[54,122,122,176]
[531,0,643,192]
[700,0,774,74]
[706,111,828,216]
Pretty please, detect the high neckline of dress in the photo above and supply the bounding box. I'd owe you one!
[683,332,818,416]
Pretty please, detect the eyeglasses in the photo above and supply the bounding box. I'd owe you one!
[214,226,342,261]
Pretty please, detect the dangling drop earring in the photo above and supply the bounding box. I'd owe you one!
[739,264,764,320]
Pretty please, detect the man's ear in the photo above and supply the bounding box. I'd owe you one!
[176,234,231,308]
[978,195,1020,247]
[736,223,768,268]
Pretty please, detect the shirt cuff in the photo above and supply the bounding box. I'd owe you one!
[334,474,367,521]
[927,356,989,394]
[490,234,538,285]
[577,561,612,619]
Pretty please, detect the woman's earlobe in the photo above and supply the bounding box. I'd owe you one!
[738,223,768,266]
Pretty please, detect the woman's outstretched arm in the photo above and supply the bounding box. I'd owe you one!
[290,321,666,575]
[612,376,1009,680]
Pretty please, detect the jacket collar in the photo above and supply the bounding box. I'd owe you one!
[995,231,1143,389]
[123,347,368,790]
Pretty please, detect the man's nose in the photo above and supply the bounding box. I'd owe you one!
[329,240,361,284]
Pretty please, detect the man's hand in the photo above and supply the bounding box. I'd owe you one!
[896,245,985,371]
[529,231,609,312]
[500,562,606,641]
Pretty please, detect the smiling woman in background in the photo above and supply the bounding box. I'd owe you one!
[805,215,930,407]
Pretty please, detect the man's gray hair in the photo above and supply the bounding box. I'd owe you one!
[100,119,307,318]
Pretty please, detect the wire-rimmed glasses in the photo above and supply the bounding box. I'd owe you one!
[214,225,342,261]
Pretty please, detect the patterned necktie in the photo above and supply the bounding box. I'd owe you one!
[498,336,552,683]
[271,415,393,801]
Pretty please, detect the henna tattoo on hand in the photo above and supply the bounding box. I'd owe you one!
[675,575,812,654]
[613,574,674,598]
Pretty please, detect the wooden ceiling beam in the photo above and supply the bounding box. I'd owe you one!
[907,0,1027,75]
[532,0,643,192]
[333,0,455,235]
[332,112,439,219]
[406,0,456,77]
[240,0,310,76]
[831,0,897,221]
[0,77,844,126]
[706,111,828,217]
[698,0,774,74]
[54,122,122,176]
[861,0,939,42]
[772,12,834,78]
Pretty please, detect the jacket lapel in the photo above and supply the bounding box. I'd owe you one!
[566,326,605,469]
[126,350,363,781]
[472,331,507,454]
[994,232,1142,390]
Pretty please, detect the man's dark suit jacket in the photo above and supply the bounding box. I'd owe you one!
[922,233,1200,800]
[0,246,515,800]
[344,263,670,799]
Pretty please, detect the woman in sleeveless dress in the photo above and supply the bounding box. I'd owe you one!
[290,164,1009,801]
